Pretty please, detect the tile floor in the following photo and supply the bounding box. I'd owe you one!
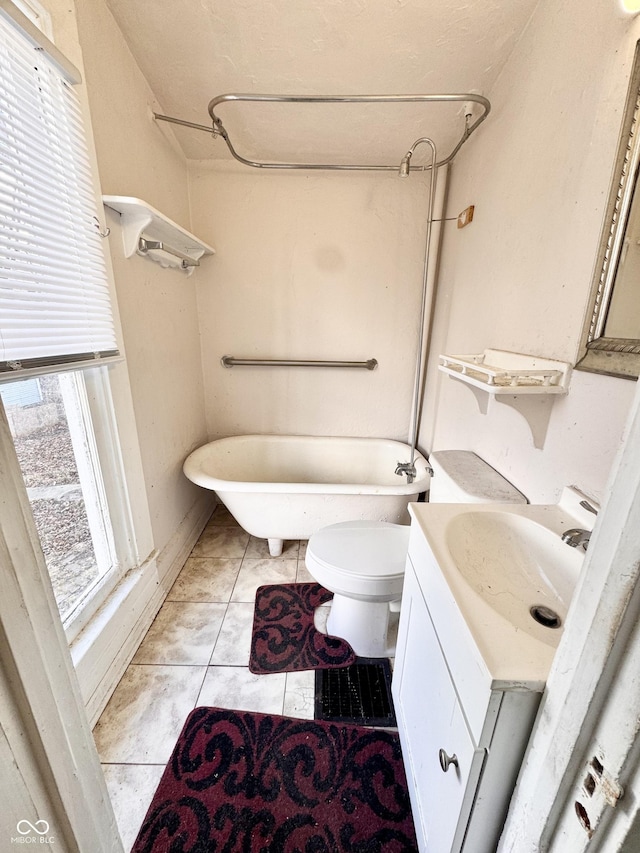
[94,504,329,849]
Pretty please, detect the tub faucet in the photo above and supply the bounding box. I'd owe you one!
[561,528,591,552]
[395,462,416,484]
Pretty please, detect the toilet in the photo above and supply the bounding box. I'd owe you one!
[305,450,527,658]
[305,520,410,658]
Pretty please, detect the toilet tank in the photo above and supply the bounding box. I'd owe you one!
[428,450,527,504]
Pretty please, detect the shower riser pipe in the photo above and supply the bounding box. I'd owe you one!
[404,157,448,478]
[407,163,448,467]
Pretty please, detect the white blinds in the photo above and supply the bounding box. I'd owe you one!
[0,11,119,378]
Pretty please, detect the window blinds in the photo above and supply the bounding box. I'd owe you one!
[0,11,119,379]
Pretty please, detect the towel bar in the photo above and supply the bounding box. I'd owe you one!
[221,356,378,370]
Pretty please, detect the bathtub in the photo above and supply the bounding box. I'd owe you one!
[183,434,431,555]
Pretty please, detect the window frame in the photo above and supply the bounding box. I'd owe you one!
[0,2,148,643]
[0,0,119,377]
[61,365,139,643]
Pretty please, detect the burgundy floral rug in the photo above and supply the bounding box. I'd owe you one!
[131,707,418,853]
[249,582,357,674]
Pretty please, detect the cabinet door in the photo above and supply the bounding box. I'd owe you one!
[394,564,481,853]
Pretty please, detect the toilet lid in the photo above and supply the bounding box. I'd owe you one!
[307,521,410,579]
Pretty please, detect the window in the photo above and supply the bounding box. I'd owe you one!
[0,6,119,377]
[1,372,117,622]
[0,4,130,635]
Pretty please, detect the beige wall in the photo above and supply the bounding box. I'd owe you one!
[189,163,441,442]
[420,0,640,505]
[74,0,211,552]
[55,0,640,515]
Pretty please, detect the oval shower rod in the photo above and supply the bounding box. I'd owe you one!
[154,91,490,171]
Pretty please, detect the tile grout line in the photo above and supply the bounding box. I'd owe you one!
[199,526,247,695]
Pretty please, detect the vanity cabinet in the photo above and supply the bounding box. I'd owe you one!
[392,518,543,853]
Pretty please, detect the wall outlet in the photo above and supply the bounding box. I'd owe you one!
[457,205,475,228]
[574,755,624,840]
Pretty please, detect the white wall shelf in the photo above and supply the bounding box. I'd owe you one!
[439,349,572,449]
[438,349,571,395]
[103,195,215,274]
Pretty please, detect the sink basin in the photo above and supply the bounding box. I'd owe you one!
[409,489,596,685]
[446,511,584,644]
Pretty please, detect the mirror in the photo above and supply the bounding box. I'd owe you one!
[577,42,640,380]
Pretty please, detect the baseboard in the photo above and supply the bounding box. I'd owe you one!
[155,494,216,595]
[73,493,215,727]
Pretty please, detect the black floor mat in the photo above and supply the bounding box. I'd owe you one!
[314,657,396,727]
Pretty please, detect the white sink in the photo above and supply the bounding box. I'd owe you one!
[408,488,597,687]
[445,511,583,645]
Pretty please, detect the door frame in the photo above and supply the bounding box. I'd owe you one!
[0,405,123,851]
[499,375,640,850]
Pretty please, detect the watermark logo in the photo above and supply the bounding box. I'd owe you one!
[11,819,55,844]
[17,822,49,836]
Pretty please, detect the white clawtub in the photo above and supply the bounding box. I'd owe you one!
[183,434,431,555]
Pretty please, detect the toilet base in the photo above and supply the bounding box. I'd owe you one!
[326,594,392,658]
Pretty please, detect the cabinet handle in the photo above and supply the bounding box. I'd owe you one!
[439,748,459,773]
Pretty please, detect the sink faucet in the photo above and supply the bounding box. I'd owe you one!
[561,528,591,552]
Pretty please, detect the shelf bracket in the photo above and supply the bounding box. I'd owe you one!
[492,395,556,450]
[449,376,557,448]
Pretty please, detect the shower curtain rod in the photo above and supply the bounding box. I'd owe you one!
[154,91,490,171]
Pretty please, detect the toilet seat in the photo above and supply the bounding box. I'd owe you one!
[306,520,410,656]
[306,520,409,602]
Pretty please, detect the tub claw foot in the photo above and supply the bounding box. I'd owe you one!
[268,537,284,557]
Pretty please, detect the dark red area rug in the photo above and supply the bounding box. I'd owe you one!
[131,706,418,853]
[249,582,357,674]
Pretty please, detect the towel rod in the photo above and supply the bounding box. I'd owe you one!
[221,356,378,370]
[138,237,200,268]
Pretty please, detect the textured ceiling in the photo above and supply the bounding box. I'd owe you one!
[105,0,539,165]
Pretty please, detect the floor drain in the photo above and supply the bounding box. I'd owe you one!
[315,657,396,727]
[530,604,562,629]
